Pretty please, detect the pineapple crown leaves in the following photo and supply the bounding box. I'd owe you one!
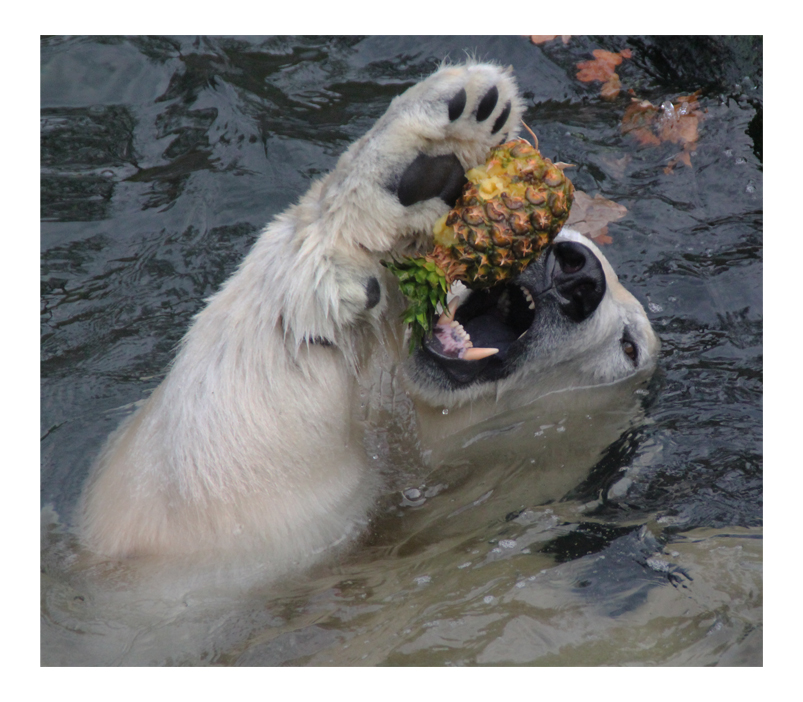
[382,256,449,353]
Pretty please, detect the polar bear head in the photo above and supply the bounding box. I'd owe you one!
[403,228,660,408]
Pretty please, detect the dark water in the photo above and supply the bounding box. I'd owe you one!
[41,36,762,666]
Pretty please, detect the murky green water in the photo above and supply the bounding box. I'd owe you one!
[41,36,762,666]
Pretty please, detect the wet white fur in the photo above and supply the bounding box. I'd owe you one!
[78,62,524,564]
[78,62,657,575]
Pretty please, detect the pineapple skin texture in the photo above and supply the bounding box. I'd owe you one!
[431,139,575,287]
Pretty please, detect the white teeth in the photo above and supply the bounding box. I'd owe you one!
[444,319,472,346]
[462,347,500,361]
[438,297,460,326]
[520,285,535,310]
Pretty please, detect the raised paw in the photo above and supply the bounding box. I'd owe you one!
[319,62,525,255]
[385,63,524,209]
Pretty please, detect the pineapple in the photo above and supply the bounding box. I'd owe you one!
[385,138,574,352]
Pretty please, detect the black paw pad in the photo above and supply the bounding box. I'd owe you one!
[365,276,381,310]
[448,88,467,121]
[492,101,512,135]
[394,153,467,208]
[476,85,499,122]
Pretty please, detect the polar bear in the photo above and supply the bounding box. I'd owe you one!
[78,62,658,577]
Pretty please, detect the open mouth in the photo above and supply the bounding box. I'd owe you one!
[422,279,538,376]
[417,239,608,385]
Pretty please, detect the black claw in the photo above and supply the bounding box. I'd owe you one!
[491,101,512,135]
[365,276,381,310]
[476,85,499,122]
[448,88,467,122]
[393,153,467,207]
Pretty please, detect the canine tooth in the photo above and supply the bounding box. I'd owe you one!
[462,347,499,361]
[438,297,461,326]
[529,301,535,310]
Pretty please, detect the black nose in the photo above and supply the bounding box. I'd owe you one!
[550,241,607,322]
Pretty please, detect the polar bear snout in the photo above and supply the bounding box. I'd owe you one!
[545,240,607,323]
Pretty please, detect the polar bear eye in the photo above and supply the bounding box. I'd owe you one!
[621,337,638,365]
